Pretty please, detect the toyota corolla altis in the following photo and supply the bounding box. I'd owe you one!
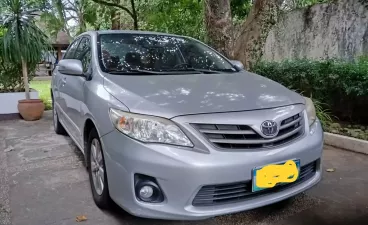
[51,30,323,220]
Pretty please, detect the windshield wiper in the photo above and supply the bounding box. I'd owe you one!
[106,69,203,75]
[106,69,169,75]
[166,68,221,74]
[211,68,238,73]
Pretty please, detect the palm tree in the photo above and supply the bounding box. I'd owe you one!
[0,0,50,99]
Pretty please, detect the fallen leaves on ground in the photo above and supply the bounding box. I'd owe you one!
[326,168,335,172]
[76,215,87,222]
[4,146,14,152]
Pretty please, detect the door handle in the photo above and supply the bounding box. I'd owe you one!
[61,77,67,86]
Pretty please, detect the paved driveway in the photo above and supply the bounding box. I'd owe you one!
[1,112,368,225]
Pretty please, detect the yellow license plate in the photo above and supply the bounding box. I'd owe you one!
[252,159,300,192]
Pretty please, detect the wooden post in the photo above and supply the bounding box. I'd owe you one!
[57,46,62,61]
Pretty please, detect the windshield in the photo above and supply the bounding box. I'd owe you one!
[97,33,237,74]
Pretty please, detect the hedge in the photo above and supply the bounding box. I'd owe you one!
[252,58,368,125]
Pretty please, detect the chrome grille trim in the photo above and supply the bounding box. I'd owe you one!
[199,129,256,135]
[209,126,302,145]
[192,112,305,149]
[280,117,302,130]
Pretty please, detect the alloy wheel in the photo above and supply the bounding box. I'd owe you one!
[90,138,105,196]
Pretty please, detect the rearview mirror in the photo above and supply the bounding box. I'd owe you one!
[230,60,244,70]
[58,59,84,76]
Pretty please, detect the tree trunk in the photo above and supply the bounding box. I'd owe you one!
[204,0,233,57]
[111,9,120,30]
[131,0,138,30]
[79,14,86,34]
[22,59,30,100]
[233,0,283,70]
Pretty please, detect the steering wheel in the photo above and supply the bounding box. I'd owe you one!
[173,63,192,69]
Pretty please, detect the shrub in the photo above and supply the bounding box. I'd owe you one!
[0,57,36,93]
[0,27,36,93]
[252,58,368,124]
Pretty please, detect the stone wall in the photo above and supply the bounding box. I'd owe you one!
[263,0,368,61]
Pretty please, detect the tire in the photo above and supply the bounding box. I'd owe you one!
[87,128,112,209]
[53,102,66,135]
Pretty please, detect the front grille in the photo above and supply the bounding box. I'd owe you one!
[192,112,304,149]
[192,160,317,207]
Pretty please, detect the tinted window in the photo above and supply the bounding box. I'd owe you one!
[98,33,236,74]
[74,37,91,72]
[63,39,80,59]
[81,51,92,73]
[75,37,90,60]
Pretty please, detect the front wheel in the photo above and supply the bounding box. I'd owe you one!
[87,128,112,209]
[53,103,66,135]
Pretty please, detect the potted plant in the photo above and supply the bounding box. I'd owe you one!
[0,0,50,121]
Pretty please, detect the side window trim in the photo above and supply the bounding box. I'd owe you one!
[63,38,81,60]
[75,36,92,75]
[74,36,91,60]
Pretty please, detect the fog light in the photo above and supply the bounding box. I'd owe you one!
[135,174,164,203]
[139,186,154,200]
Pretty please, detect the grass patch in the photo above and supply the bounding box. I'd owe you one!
[30,80,52,110]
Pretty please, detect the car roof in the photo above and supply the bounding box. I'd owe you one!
[81,30,189,39]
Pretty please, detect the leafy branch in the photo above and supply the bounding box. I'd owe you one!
[91,0,138,29]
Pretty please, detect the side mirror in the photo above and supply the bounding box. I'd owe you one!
[230,60,245,70]
[58,59,84,76]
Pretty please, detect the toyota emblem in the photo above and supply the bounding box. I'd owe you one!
[261,120,279,137]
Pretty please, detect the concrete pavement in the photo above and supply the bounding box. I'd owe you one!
[0,112,367,225]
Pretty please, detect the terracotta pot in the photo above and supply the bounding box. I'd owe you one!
[17,99,45,121]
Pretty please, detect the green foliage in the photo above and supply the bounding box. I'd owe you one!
[0,26,36,92]
[312,99,334,128]
[231,0,252,20]
[139,0,206,41]
[30,80,52,110]
[39,12,64,38]
[252,58,368,124]
[0,0,49,94]
[1,0,51,65]
[85,1,111,31]
[0,59,36,93]
[326,122,368,141]
[295,0,330,8]
[283,0,331,10]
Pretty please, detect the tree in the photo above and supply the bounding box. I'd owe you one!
[0,0,50,99]
[140,0,205,41]
[233,0,284,69]
[204,0,334,68]
[91,0,138,30]
[231,0,253,20]
[204,0,233,57]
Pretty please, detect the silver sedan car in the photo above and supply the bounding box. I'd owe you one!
[51,30,323,220]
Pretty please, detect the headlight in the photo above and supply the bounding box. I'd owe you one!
[109,108,193,147]
[304,97,316,126]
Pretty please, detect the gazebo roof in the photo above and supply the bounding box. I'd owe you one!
[51,31,70,49]
[55,31,69,45]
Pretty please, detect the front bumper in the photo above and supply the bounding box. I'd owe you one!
[101,120,323,220]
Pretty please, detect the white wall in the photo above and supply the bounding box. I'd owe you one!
[0,91,39,114]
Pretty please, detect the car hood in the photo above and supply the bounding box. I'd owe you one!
[103,71,305,119]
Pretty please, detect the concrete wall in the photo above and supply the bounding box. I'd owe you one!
[263,0,368,61]
[0,91,39,114]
